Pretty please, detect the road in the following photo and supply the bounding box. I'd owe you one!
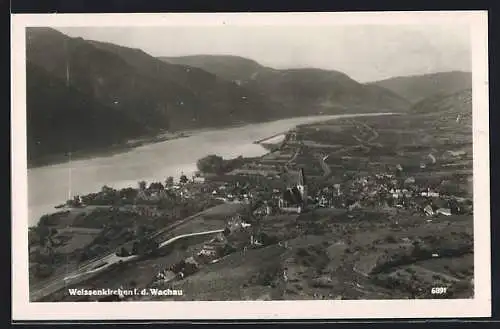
[63,229,224,282]
[30,228,224,302]
[29,205,230,302]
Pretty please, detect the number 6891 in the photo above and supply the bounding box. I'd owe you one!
[431,287,447,294]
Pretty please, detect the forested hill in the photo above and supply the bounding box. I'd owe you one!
[368,71,472,104]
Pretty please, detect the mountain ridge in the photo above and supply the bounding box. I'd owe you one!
[160,54,411,115]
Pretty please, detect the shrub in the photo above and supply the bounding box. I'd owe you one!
[385,235,397,243]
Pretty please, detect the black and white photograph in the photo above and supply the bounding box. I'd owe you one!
[11,11,490,320]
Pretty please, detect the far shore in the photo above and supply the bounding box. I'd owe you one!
[27,132,188,169]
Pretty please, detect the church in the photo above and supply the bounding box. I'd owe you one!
[278,168,308,213]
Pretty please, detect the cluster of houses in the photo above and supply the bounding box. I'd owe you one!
[118,205,163,218]
[209,181,253,203]
[245,163,471,220]
[197,232,228,259]
[66,171,212,209]
[151,214,264,287]
[152,256,200,286]
[309,170,472,217]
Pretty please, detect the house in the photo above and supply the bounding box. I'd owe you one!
[404,177,416,185]
[241,222,252,228]
[265,204,273,215]
[211,233,226,243]
[401,237,412,244]
[136,189,150,200]
[445,150,467,158]
[192,176,206,184]
[421,189,440,198]
[197,246,217,257]
[227,214,245,229]
[424,205,434,216]
[348,201,362,211]
[250,235,263,247]
[318,195,330,208]
[390,188,403,199]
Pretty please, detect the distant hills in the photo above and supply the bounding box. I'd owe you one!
[162,55,268,83]
[26,28,469,166]
[368,71,472,104]
[161,55,411,115]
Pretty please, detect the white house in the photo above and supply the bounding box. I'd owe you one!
[192,176,206,183]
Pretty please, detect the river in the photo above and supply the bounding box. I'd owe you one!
[27,113,394,226]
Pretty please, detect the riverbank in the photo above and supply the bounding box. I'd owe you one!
[252,112,400,148]
[27,131,190,169]
[27,119,276,169]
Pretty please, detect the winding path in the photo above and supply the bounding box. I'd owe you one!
[30,204,231,302]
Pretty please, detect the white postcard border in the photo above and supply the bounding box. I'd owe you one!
[11,11,491,320]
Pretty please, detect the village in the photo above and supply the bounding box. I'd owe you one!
[30,112,474,301]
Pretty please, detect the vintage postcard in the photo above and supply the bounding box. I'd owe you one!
[11,11,490,320]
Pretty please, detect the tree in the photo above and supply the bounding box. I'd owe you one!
[197,154,225,174]
[34,263,54,278]
[120,187,137,200]
[138,180,147,191]
[132,241,139,254]
[37,224,51,245]
[165,176,174,188]
[149,182,164,191]
[385,235,397,243]
[135,225,147,238]
[179,174,189,184]
[101,185,114,194]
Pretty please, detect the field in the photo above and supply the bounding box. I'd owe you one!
[151,244,289,301]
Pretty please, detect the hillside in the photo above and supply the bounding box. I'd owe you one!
[368,71,472,104]
[161,55,411,115]
[26,28,282,165]
[26,61,147,165]
[411,88,472,126]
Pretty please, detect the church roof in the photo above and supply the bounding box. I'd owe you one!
[298,168,306,186]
